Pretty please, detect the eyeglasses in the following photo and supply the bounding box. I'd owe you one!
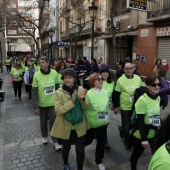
[96,78,103,81]
[151,83,161,87]
[124,67,133,70]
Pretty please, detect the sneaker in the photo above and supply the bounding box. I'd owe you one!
[42,137,48,144]
[105,144,111,150]
[97,163,106,170]
[124,141,131,151]
[118,126,125,138]
[63,164,70,170]
[54,143,62,151]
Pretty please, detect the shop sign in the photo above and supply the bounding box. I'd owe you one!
[156,27,170,37]
[141,29,149,37]
[54,41,70,47]
[127,0,147,11]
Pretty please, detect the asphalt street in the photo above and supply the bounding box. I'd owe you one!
[0,67,170,170]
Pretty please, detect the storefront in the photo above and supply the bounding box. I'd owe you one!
[157,27,170,79]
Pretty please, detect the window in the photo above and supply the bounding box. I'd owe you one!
[9,21,17,26]
[114,0,127,13]
[7,3,17,8]
[24,38,31,43]
[10,38,18,43]
[18,28,32,34]
[45,0,49,8]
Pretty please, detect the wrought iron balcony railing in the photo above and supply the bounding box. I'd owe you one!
[147,0,170,21]
[60,19,103,40]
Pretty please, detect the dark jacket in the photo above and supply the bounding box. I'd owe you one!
[82,60,92,73]
[91,63,99,73]
[73,63,82,72]
[159,76,169,109]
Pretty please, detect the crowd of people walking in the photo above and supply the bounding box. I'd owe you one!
[4,55,170,170]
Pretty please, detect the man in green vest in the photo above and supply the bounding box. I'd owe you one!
[32,56,61,150]
[113,62,143,150]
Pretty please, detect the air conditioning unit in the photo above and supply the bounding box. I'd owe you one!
[106,19,120,30]
[114,21,120,30]
[106,19,111,29]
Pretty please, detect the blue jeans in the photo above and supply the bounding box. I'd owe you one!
[39,106,58,143]
[120,110,131,144]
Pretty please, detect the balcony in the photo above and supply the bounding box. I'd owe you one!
[147,0,170,22]
[61,0,71,14]
[60,19,103,41]
[71,0,84,6]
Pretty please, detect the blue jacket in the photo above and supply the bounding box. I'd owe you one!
[24,69,37,85]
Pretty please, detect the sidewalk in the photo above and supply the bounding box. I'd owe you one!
[0,68,170,170]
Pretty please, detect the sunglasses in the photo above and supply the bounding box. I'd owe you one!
[151,83,161,87]
[96,78,103,81]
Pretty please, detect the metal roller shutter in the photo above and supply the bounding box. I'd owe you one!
[157,37,170,80]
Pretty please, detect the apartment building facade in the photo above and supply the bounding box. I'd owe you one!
[59,0,170,78]
[6,0,35,58]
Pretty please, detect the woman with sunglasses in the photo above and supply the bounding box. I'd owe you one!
[153,65,169,109]
[85,72,109,170]
[130,75,161,170]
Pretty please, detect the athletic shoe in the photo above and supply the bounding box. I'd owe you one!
[97,163,106,170]
[63,164,70,170]
[124,141,131,151]
[42,137,48,144]
[54,143,62,151]
[118,126,124,138]
[105,144,111,150]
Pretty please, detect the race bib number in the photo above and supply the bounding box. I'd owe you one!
[130,95,134,103]
[97,112,108,121]
[44,86,55,95]
[14,75,20,81]
[149,115,161,127]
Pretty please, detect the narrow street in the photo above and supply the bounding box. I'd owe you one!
[0,68,169,170]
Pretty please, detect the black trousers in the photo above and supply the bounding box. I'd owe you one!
[6,65,11,73]
[13,81,22,97]
[130,136,154,170]
[62,131,85,170]
[85,124,108,165]
[26,85,32,99]
[120,110,132,144]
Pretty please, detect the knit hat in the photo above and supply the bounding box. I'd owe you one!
[61,68,77,80]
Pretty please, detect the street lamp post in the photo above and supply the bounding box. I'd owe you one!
[49,29,54,62]
[36,37,40,58]
[7,41,10,51]
[89,2,98,60]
